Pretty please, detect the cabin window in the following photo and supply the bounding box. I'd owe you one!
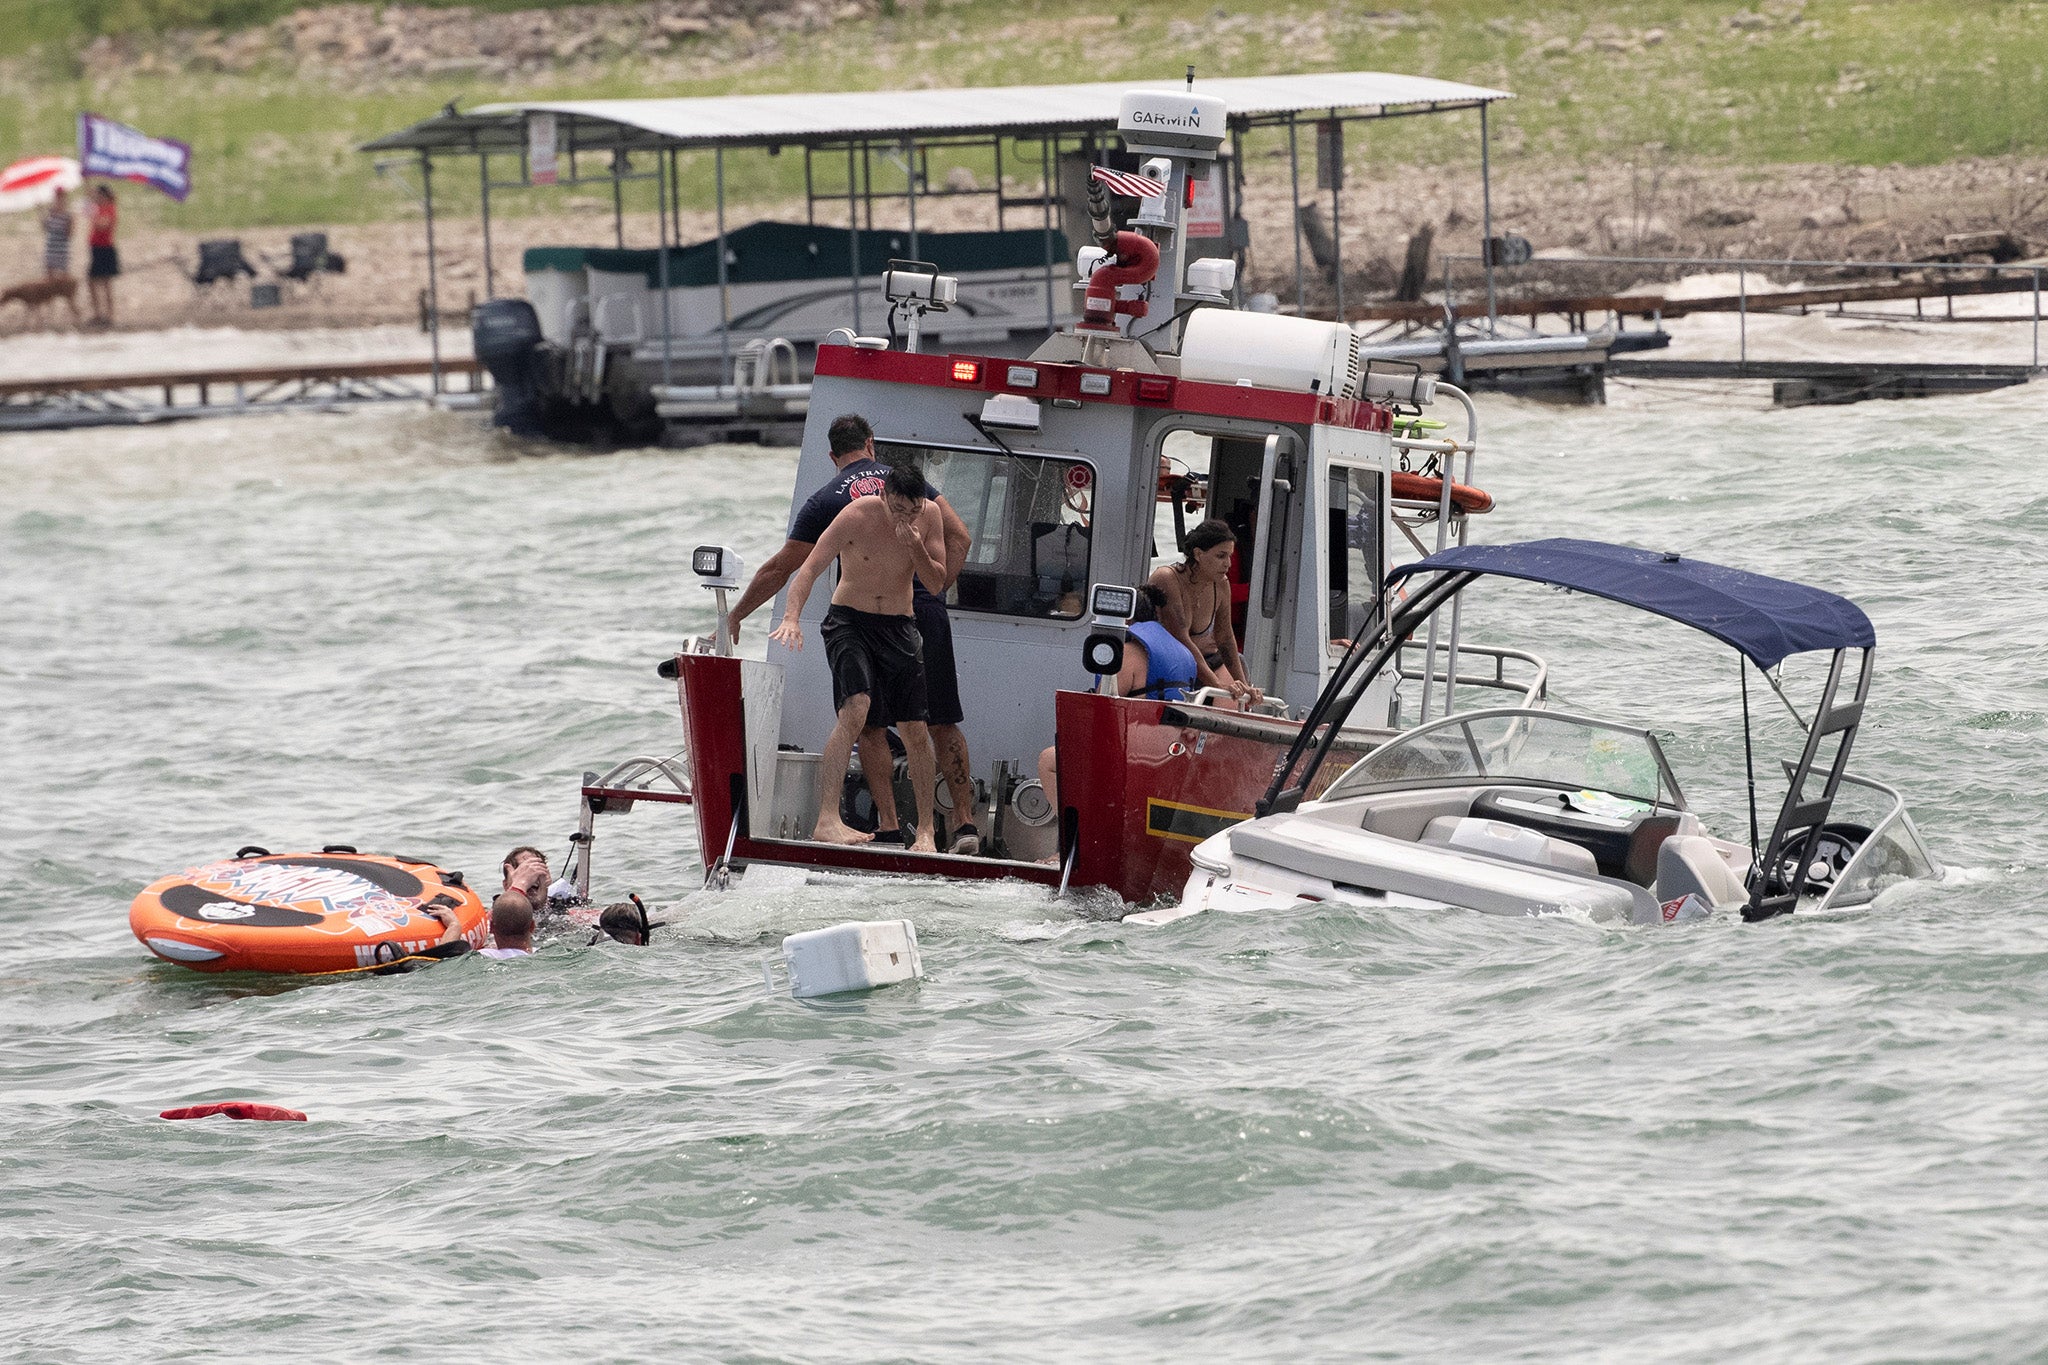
[877,441,1093,619]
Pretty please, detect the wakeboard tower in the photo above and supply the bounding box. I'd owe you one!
[570,78,1537,909]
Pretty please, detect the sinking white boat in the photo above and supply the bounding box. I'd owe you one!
[1151,538,1941,927]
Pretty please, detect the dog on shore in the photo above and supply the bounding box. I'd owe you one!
[1,274,81,326]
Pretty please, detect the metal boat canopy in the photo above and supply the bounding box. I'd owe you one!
[363,72,1510,154]
[1386,538,1876,670]
[360,70,1515,405]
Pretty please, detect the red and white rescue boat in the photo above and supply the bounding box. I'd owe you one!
[570,84,1542,909]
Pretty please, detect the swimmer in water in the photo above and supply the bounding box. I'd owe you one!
[478,892,535,959]
[502,845,581,913]
[593,896,659,946]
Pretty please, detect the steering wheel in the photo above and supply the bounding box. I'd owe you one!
[1758,822,1872,897]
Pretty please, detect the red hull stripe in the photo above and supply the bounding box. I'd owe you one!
[814,344,1390,434]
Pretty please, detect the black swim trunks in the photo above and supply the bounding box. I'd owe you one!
[821,603,928,724]
[866,594,962,728]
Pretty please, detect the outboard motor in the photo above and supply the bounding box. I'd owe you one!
[471,298,546,436]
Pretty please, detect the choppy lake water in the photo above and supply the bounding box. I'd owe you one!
[4,380,2046,1360]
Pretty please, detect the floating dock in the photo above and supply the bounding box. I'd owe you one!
[1606,357,2035,405]
[1346,261,2044,406]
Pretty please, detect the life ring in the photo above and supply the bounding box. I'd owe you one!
[130,851,487,975]
[1390,471,1493,515]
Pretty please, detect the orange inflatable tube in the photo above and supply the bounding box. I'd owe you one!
[131,849,488,974]
[1390,470,1494,515]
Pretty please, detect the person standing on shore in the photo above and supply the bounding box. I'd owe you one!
[85,186,118,328]
[41,186,73,281]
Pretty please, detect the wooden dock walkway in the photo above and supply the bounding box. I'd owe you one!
[0,357,487,432]
[1345,271,2045,328]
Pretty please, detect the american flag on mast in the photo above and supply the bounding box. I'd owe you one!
[1090,164,1166,200]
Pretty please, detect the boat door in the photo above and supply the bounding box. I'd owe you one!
[1238,432,1307,706]
[1314,421,1397,721]
[1150,422,1319,712]
[1241,423,1393,713]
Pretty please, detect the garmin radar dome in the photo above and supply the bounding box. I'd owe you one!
[1116,90,1228,158]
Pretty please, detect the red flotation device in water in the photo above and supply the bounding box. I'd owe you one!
[161,1102,308,1122]
[130,847,487,975]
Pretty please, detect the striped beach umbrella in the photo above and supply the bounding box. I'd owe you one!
[0,156,83,213]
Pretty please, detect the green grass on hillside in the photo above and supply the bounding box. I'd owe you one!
[1,0,2044,233]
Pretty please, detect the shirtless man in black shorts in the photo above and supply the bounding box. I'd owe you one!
[771,462,948,852]
[726,415,980,852]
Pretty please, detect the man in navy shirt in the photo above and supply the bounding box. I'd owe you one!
[726,414,982,853]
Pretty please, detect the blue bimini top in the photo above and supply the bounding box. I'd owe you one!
[1384,538,1875,671]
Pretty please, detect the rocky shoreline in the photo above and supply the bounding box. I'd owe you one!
[74,0,875,81]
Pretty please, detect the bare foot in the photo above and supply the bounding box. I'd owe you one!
[811,817,874,846]
[911,831,937,853]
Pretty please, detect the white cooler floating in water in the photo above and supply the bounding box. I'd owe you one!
[780,919,923,998]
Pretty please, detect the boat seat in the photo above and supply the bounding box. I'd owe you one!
[1421,816,1600,878]
[1653,835,1748,907]
[1468,789,1682,886]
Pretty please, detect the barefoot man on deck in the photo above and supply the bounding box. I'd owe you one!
[771,461,947,852]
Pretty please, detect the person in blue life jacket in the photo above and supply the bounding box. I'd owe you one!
[725,414,982,853]
[1122,585,1200,702]
[1035,585,1197,806]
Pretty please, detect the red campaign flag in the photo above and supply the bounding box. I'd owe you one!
[1090,164,1166,200]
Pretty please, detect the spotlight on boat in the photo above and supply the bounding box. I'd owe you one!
[882,258,957,353]
[692,544,743,590]
[692,545,745,655]
[1362,369,1439,405]
[978,392,1042,432]
[1082,583,1137,688]
[881,260,958,308]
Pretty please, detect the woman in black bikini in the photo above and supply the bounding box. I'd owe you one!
[1148,519,1263,705]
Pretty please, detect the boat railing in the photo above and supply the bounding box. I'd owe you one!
[1806,773,1943,912]
[570,753,694,899]
[734,336,800,391]
[1390,641,1547,729]
[649,338,809,420]
[1182,686,1292,719]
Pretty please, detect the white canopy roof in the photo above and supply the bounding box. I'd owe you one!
[364,71,1510,154]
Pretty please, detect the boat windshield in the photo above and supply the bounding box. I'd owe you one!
[1322,708,1683,809]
